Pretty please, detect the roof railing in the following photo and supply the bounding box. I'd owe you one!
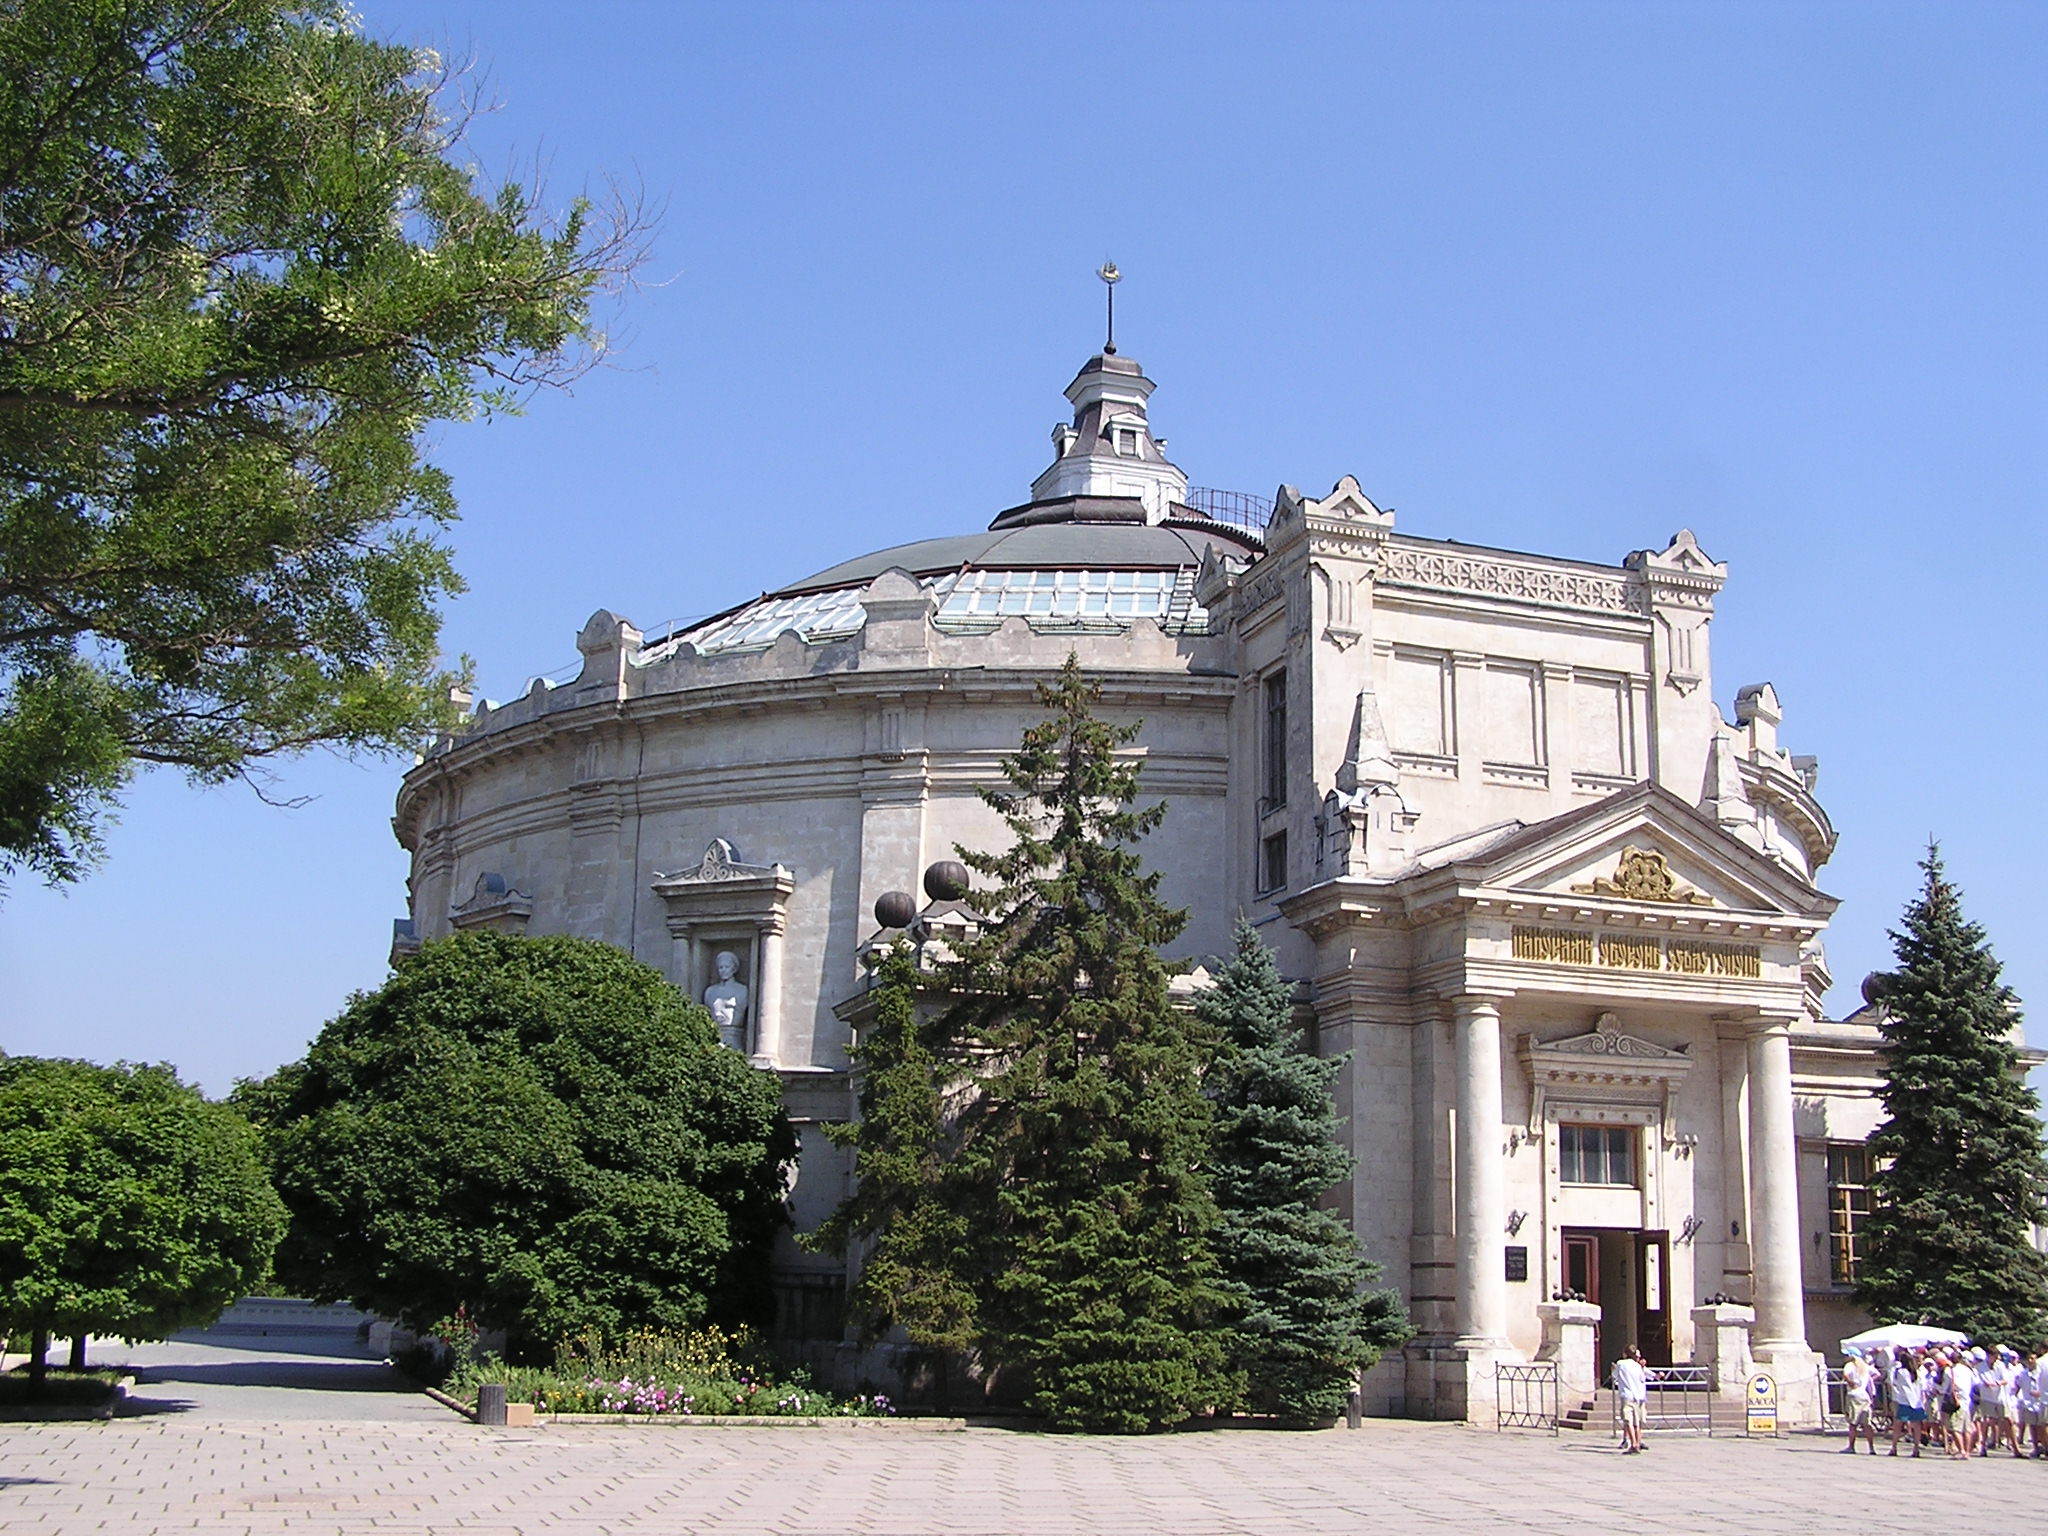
[1174,486,1275,539]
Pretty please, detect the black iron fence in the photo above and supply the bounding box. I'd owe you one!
[1496,1361,1560,1432]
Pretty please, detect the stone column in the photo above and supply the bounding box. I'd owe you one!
[1746,1016,1818,1422]
[1454,993,1509,1347]
[750,917,787,1068]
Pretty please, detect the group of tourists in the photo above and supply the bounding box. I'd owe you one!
[1840,1344,2048,1460]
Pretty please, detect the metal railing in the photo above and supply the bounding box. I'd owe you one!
[1818,1365,1846,1430]
[1615,1363,1713,1434]
[1174,487,1276,540]
[1496,1361,1560,1432]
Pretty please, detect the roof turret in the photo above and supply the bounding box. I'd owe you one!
[1028,351,1188,520]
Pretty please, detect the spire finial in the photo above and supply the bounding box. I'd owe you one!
[1097,261,1121,355]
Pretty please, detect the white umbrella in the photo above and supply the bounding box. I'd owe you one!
[1839,1322,1969,1351]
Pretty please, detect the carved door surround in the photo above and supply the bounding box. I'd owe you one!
[1524,1012,1694,1317]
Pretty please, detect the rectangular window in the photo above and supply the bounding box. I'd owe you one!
[1559,1124,1636,1185]
[1262,668,1288,810]
[1827,1143,1871,1287]
[1259,831,1288,894]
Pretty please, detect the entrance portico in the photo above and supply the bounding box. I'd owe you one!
[1284,782,1838,1422]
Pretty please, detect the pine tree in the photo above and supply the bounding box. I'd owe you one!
[1201,922,1411,1420]
[1858,847,2048,1345]
[942,657,1227,1433]
[820,656,1227,1432]
[813,943,977,1352]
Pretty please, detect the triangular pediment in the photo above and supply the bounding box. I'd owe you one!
[1441,783,1833,920]
[1530,1014,1690,1063]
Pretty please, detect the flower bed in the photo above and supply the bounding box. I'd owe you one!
[444,1326,893,1420]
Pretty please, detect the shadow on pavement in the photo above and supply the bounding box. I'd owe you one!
[169,1328,379,1361]
[129,1359,408,1393]
[112,1394,198,1418]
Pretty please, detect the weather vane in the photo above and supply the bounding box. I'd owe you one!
[1097,261,1121,355]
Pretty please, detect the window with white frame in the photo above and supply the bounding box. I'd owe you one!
[1559,1123,1636,1185]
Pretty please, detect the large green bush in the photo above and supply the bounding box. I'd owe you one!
[0,1057,284,1391]
[243,933,796,1357]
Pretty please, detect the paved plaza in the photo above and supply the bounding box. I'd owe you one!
[7,1342,2048,1536]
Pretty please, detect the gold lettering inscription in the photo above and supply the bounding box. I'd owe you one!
[1511,927,1594,965]
[1599,936,1663,971]
[1665,940,1761,979]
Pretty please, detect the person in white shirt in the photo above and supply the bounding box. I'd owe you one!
[1840,1347,1879,1455]
[1612,1345,1649,1455]
[2031,1349,2048,1458]
[1945,1351,1976,1460]
[1980,1349,2020,1458]
[1889,1352,1927,1458]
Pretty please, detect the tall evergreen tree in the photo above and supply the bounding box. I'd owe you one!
[1201,922,1411,1420]
[813,943,976,1353]
[1858,847,2048,1344]
[948,657,1226,1432]
[821,657,1227,1433]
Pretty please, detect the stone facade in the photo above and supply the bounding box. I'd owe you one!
[394,347,1896,1421]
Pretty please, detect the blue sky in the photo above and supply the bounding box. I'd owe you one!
[5,0,2045,1094]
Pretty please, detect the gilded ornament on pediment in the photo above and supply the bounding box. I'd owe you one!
[1571,846,1714,906]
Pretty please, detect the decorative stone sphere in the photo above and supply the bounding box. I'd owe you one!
[924,859,971,902]
[873,890,918,930]
[1861,971,1893,1009]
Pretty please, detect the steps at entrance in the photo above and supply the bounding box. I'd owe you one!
[1560,1391,1610,1431]
[1557,1388,1747,1433]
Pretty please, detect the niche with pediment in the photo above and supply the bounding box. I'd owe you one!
[650,839,796,1063]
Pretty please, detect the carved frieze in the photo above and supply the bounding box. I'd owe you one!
[1571,847,1713,906]
[1378,542,1645,615]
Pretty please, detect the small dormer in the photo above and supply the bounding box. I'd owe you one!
[1028,351,1189,520]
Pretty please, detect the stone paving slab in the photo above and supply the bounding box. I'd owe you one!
[4,1415,2047,1535]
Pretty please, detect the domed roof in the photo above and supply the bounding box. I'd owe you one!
[668,350,1270,658]
[775,496,1256,597]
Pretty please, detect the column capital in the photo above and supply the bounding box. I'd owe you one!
[1446,989,1513,1018]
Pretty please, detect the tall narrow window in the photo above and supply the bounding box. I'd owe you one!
[1827,1143,1871,1286]
[1263,668,1288,811]
[1260,831,1289,894]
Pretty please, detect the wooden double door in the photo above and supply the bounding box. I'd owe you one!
[1562,1228,1672,1379]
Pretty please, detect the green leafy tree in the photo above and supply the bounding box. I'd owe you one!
[1200,921,1410,1420]
[1858,847,2048,1344]
[241,934,795,1359]
[0,1057,285,1396]
[824,657,1226,1433]
[0,0,645,886]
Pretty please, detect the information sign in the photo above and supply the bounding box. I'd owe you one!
[1746,1371,1778,1436]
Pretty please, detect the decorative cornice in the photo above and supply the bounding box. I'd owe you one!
[448,871,533,933]
[1378,541,1645,616]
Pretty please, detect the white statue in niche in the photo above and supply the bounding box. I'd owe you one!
[703,950,750,1053]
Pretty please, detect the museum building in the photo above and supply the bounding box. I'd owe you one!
[392,340,1894,1423]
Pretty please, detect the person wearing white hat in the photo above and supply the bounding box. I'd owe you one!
[1841,1347,1879,1455]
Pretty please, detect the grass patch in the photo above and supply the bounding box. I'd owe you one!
[0,1367,124,1409]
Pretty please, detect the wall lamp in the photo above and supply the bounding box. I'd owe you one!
[1506,1209,1529,1237]
[1678,1214,1704,1244]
